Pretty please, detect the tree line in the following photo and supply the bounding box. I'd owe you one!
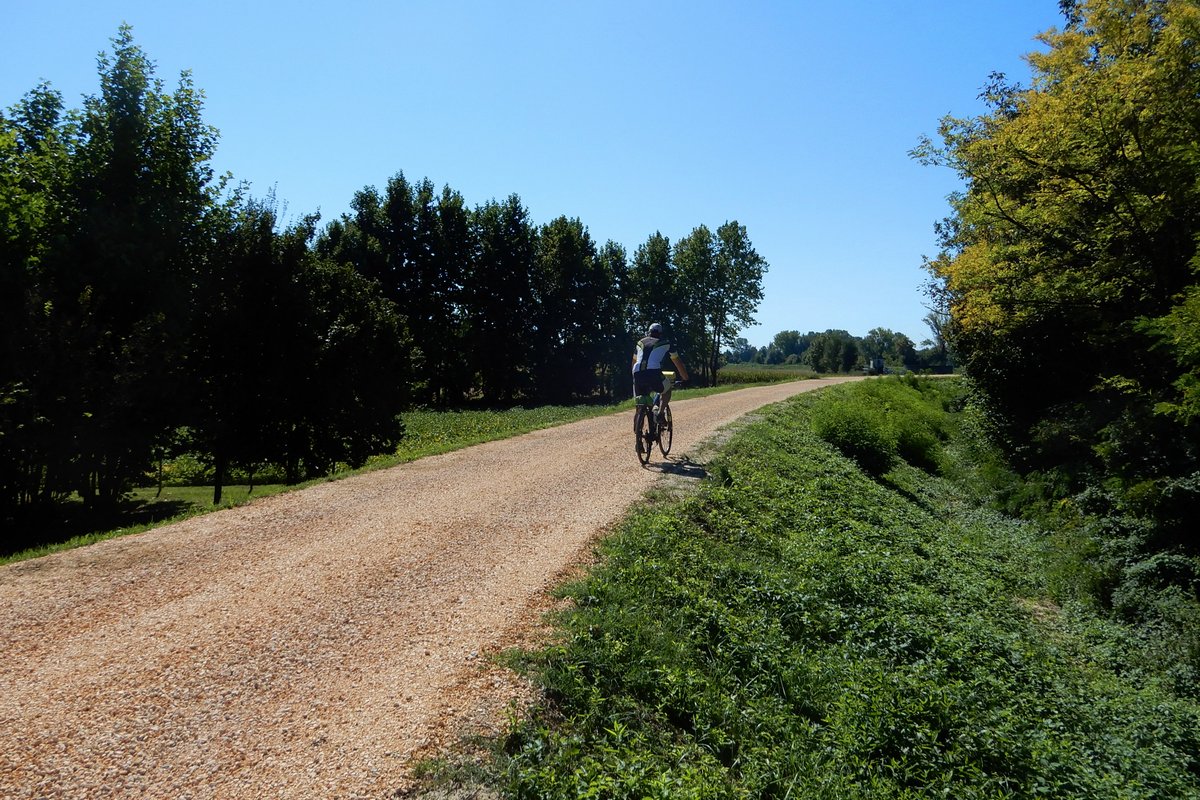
[917,1,1200,618]
[0,27,766,535]
[725,316,953,375]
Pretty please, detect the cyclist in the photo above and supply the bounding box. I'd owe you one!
[632,323,690,417]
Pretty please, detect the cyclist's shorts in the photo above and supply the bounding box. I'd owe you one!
[633,369,664,397]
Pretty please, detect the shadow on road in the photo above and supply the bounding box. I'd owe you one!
[645,455,707,480]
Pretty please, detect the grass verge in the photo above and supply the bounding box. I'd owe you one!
[437,377,1200,799]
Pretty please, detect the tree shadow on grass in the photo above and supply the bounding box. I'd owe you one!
[3,496,196,558]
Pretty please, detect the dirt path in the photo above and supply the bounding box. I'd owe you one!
[0,378,860,799]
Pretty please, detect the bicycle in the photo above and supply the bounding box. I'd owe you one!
[633,371,680,464]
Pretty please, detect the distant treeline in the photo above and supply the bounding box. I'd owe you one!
[0,27,766,523]
[724,325,953,374]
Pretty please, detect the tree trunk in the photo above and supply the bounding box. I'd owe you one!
[212,450,226,506]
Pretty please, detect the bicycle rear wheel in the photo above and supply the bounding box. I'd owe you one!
[657,404,673,457]
[634,405,653,465]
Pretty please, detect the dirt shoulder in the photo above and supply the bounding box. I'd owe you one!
[0,378,860,799]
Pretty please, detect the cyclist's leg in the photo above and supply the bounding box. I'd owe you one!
[634,370,658,433]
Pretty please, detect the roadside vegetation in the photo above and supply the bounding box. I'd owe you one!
[416,376,1200,798]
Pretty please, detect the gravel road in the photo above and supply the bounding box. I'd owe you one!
[0,378,860,799]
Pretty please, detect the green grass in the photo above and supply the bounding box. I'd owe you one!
[1,379,807,565]
[475,377,1200,799]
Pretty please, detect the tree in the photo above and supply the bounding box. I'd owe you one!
[192,195,268,503]
[531,216,597,402]
[918,309,953,371]
[465,195,537,403]
[862,328,918,372]
[710,221,768,378]
[672,222,768,385]
[408,178,462,406]
[0,84,74,519]
[433,184,475,404]
[723,337,758,363]
[672,226,717,383]
[626,232,677,336]
[290,250,409,478]
[804,330,860,374]
[245,213,408,484]
[771,330,806,361]
[595,240,631,399]
[916,0,1200,543]
[39,26,219,508]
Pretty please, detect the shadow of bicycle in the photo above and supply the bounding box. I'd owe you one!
[644,455,707,480]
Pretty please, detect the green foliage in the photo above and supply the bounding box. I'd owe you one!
[726,328,952,372]
[809,377,951,476]
[861,327,919,372]
[0,26,222,514]
[658,222,769,386]
[464,194,539,404]
[498,378,1200,799]
[810,392,897,475]
[531,216,627,404]
[917,0,1200,559]
[316,173,470,407]
[0,28,410,545]
[1141,283,1200,427]
[804,329,861,373]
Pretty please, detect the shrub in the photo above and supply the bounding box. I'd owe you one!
[810,378,958,476]
[895,424,941,472]
[810,395,896,475]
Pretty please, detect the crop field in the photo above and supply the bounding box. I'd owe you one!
[716,363,819,385]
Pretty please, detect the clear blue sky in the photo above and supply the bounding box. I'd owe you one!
[2,1,1063,348]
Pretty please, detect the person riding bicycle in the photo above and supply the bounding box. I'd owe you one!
[632,323,690,417]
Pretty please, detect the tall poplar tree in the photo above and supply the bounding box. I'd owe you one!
[626,232,676,337]
[47,26,218,507]
[711,220,768,380]
[0,84,73,516]
[465,195,537,403]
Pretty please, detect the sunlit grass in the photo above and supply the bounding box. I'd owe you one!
[488,377,1200,798]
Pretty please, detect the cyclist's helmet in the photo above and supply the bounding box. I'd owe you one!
[648,323,663,337]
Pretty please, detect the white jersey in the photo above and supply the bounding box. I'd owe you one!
[632,336,675,374]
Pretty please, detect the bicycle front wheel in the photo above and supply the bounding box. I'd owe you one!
[634,405,653,465]
[657,404,673,457]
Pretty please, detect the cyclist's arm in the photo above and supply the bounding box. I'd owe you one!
[670,353,690,382]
